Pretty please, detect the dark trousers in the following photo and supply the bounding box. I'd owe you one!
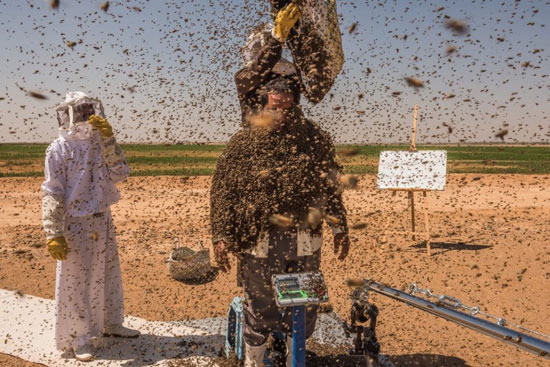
[241,229,321,346]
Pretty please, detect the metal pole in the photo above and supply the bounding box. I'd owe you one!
[292,305,306,367]
[365,281,550,358]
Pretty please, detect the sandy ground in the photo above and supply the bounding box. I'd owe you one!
[1,174,549,367]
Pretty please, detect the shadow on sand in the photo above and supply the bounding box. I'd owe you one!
[390,353,471,367]
[301,351,470,367]
[411,241,492,254]
[91,332,225,367]
[176,267,220,285]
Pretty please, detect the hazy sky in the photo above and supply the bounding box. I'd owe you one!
[1,0,549,143]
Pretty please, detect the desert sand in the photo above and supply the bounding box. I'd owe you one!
[1,174,549,366]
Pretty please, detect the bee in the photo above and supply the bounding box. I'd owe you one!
[495,129,508,141]
[28,91,48,100]
[14,290,24,297]
[351,222,367,230]
[445,19,468,34]
[269,214,294,229]
[348,22,358,34]
[405,77,424,88]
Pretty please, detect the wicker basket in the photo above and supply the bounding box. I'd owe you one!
[167,243,212,281]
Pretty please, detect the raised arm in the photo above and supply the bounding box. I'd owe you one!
[89,115,130,183]
[235,3,302,122]
[101,136,130,183]
[235,32,283,100]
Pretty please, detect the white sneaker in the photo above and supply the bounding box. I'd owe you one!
[73,344,94,362]
[103,324,141,338]
[244,341,267,367]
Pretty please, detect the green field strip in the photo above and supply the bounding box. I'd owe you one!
[129,168,215,176]
[122,144,225,152]
[126,156,219,165]
[1,144,549,176]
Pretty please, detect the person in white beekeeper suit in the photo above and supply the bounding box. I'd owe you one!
[41,92,140,362]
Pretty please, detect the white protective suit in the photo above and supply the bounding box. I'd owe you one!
[41,92,130,350]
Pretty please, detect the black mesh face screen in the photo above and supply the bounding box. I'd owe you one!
[73,103,96,123]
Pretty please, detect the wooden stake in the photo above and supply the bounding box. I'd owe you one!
[409,104,418,152]
[423,190,432,256]
[409,190,416,241]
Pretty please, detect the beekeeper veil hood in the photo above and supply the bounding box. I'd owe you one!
[241,23,297,76]
[55,92,104,129]
[55,92,105,140]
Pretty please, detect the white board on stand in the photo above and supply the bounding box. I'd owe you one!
[377,150,447,191]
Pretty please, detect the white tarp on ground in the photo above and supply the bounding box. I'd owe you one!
[0,289,394,367]
[0,289,223,366]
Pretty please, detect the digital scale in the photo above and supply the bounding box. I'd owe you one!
[272,271,329,367]
[272,271,329,307]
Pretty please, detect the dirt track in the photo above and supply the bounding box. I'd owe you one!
[1,174,549,367]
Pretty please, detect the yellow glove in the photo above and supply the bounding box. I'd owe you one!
[273,2,301,42]
[47,236,68,261]
[89,115,113,138]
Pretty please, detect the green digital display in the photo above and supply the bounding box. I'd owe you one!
[278,289,308,300]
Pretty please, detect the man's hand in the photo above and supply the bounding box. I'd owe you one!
[333,233,350,261]
[214,241,231,273]
[273,2,301,42]
[89,115,113,138]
